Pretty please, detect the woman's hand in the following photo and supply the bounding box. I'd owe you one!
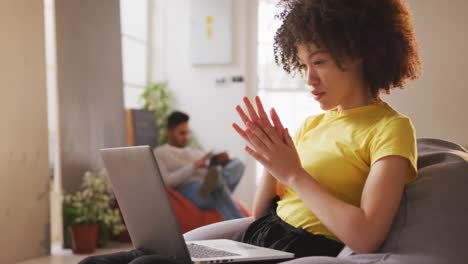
[232,96,305,186]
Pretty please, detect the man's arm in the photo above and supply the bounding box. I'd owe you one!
[154,154,197,188]
[153,148,211,188]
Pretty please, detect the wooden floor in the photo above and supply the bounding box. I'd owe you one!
[16,243,133,264]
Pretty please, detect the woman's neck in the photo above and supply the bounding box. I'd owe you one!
[336,82,380,111]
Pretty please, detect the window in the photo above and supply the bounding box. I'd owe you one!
[256,0,323,182]
[120,0,150,109]
[44,0,58,189]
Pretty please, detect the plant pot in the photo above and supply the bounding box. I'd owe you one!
[70,224,99,254]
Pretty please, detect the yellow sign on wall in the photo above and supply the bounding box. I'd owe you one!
[190,0,232,64]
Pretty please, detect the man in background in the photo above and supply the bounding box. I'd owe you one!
[153,111,245,220]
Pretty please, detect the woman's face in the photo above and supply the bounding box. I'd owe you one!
[296,43,370,111]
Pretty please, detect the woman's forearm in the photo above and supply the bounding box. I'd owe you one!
[288,170,385,254]
[252,169,278,219]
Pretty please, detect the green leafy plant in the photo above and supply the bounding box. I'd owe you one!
[140,82,173,144]
[63,171,126,238]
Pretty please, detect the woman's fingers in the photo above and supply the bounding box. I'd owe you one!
[270,108,285,138]
[254,96,284,143]
[284,128,295,147]
[255,96,272,126]
[235,97,283,146]
[232,122,249,142]
[246,121,274,150]
[244,146,268,165]
[236,105,251,126]
[243,97,260,124]
[245,126,270,155]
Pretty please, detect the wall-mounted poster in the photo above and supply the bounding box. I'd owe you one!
[190,0,232,65]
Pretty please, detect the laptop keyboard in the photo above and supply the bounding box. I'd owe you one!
[187,243,241,259]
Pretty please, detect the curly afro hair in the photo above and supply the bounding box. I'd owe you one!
[273,0,421,96]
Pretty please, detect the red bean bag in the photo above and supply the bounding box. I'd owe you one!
[167,187,251,233]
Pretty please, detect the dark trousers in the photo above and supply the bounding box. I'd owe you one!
[240,200,344,258]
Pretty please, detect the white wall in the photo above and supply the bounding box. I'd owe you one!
[0,1,50,263]
[384,0,468,148]
[152,0,258,206]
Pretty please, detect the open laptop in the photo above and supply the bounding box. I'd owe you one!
[100,146,294,264]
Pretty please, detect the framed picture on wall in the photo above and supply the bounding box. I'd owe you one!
[189,0,232,65]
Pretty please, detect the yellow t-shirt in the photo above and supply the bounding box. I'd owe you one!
[276,101,417,242]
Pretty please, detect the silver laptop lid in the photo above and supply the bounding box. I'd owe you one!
[100,146,191,264]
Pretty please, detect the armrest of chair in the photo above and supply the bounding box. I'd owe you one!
[184,217,254,241]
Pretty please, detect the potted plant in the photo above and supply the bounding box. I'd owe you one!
[63,171,126,254]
